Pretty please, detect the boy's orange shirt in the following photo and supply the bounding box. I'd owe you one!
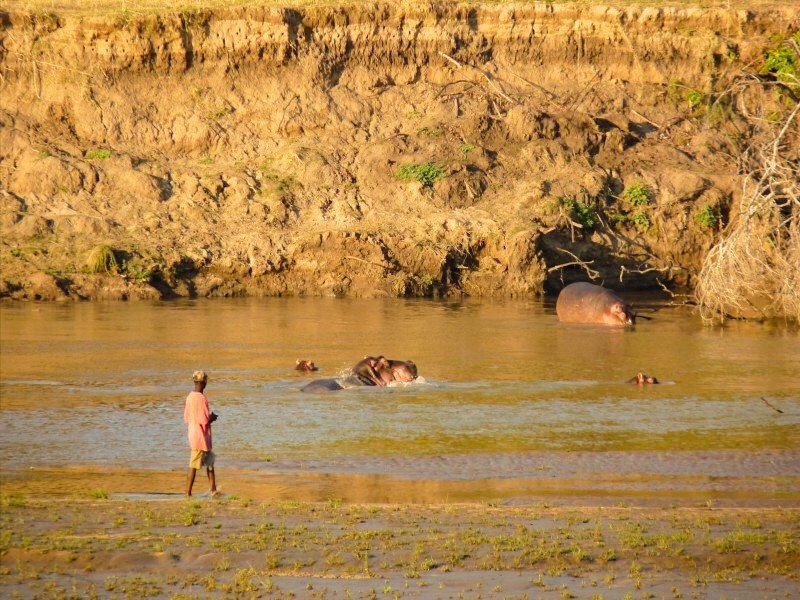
[184,391,212,451]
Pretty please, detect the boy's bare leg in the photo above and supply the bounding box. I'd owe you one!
[186,468,197,496]
[207,467,217,495]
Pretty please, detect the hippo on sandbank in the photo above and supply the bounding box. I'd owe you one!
[556,282,636,326]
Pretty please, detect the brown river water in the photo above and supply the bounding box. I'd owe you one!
[1,297,798,504]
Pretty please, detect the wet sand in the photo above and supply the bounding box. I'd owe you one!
[4,449,799,597]
[1,494,798,599]
[3,448,800,507]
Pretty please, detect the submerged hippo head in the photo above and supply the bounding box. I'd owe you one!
[610,301,637,326]
[295,359,319,372]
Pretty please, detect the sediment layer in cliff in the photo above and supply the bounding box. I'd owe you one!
[1,2,798,301]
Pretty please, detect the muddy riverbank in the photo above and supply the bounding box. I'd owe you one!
[1,496,798,599]
[2,2,798,305]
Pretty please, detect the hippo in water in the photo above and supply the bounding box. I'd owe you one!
[301,356,384,393]
[351,355,387,386]
[295,359,319,372]
[627,372,659,385]
[376,358,418,385]
[300,378,344,392]
[555,282,636,326]
[300,356,418,392]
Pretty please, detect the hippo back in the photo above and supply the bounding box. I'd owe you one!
[300,378,344,393]
[556,282,634,326]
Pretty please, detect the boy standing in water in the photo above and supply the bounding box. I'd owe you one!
[184,370,219,497]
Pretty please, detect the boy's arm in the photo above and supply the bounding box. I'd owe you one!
[198,396,211,425]
[200,395,219,425]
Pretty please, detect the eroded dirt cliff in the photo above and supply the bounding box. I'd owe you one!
[1,1,798,301]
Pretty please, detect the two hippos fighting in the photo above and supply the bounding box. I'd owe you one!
[300,355,418,393]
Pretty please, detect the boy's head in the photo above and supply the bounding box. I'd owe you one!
[192,370,208,390]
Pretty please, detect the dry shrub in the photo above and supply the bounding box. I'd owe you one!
[86,244,119,274]
[695,104,799,323]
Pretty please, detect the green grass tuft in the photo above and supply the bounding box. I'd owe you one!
[85,149,113,160]
[560,197,598,230]
[761,33,800,83]
[695,204,722,229]
[685,89,705,109]
[629,210,651,232]
[622,182,652,206]
[1,494,27,507]
[394,163,445,188]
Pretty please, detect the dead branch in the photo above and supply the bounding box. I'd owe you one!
[505,70,564,110]
[438,51,517,105]
[655,278,697,307]
[618,263,673,282]
[631,109,663,130]
[760,397,784,414]
[8,50,94,78]
[565,70,601,113]
[277,94,299,134]
[434,79,479,100]
[548,248,600,280]
[439,52,463,69]
[344,256,391,270]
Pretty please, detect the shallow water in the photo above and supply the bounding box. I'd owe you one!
[1,298,798,487]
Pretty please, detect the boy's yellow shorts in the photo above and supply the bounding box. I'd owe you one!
[189,449,215,469]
